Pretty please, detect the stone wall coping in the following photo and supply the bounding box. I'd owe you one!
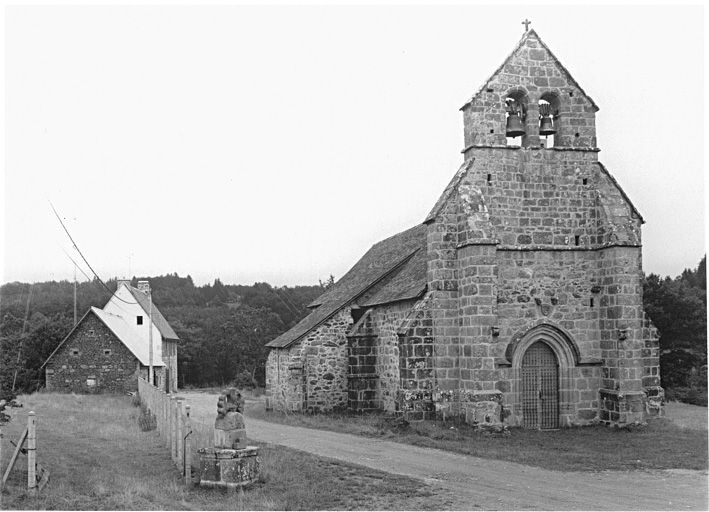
[198,446,260,458]
[456,242,643,251]
[461,144,601,153]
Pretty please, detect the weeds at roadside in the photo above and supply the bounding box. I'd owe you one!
[137,403,156,431]
[245,401,708,473]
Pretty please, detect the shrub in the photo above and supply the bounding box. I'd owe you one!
[665,387,708,406]
[138,403,157,431]
[131,392,141,407]
[231,370,257,390]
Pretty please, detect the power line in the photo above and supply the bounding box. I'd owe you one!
[269,285,301,317]
[59,245,92,281]
[49,200,137,305]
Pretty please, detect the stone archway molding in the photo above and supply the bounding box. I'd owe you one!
[506,320,581,369]
[505,320,583,427]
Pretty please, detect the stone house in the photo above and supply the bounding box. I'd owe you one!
[42,280,179,393]
[265,29,663,428]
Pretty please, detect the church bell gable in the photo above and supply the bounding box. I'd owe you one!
[460,29,599,152]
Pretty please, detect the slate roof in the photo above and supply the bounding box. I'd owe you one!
[125,285,180,340]
[41,307,165,368]
[266,224,428,349]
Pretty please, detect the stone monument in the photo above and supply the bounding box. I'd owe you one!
[198,388,260,488]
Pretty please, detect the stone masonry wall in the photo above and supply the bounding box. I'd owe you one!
[368,301,415,412]
[265,308,353,413]
[265,348,305,412]
[397,295,436,420]
[45,312,141,393]
[302,308,352,412]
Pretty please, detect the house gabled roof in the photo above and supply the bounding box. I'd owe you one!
[267,224,428,349]
[124,285,179,340]
[41,307,165,369]
[460,29,599,113]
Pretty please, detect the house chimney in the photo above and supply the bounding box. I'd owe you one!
[137,281,150,294]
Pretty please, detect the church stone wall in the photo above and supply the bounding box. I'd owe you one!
[265,308,351,413]
[368,301,415,412]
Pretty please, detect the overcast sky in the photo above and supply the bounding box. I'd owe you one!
[2,3,705,287]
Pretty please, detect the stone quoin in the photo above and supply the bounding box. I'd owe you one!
[265,29,663,428]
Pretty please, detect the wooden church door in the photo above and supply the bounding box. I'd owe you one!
[521,341,559,429]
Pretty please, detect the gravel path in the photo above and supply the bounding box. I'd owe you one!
[181,393,708,511]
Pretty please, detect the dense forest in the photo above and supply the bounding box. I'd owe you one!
[1,257,706,406]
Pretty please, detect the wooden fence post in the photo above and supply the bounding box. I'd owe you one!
[27,412,36,496]
[176,400,183,468]
[158,391,164,439]
[184,405,191,484]
[171,397,177,463]
[164,393,170,449]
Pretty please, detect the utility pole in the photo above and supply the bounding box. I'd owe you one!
[73,263,77,326]
[149,288,154,386]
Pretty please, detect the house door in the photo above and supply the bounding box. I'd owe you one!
[521,341,559,429]
[165,369,170,393]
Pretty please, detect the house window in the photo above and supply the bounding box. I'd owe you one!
[71,349,80,356]
[87,377,96,387]
[103,349,112,356]
[137,316,143,325]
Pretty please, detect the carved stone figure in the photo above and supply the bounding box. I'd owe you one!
[213,388,247,449]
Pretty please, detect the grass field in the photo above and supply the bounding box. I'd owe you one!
[2,392,705,510]
[0,393,438,510]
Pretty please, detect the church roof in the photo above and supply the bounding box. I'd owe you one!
[266,224,427,348]
[460,29,599,112]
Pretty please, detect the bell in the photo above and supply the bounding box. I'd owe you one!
[539,115,556,136]
[505,114,526,137]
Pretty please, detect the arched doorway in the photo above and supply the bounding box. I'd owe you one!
[521,341,559,429]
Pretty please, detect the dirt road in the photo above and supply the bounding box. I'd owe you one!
[181,393,707,511]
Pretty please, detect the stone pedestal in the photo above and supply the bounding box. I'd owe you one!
[198,446,260,488]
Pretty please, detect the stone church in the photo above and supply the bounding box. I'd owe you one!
[265,29,663,428]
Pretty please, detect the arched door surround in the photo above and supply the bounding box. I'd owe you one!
[508,323,579,429]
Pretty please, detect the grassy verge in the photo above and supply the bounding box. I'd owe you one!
[246,400,708,473]
[0,393,439,510]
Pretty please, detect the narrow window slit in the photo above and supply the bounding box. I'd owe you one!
[574,235,580,246]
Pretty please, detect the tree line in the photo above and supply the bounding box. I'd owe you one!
[643,256,707,405]
[0,274,323,396]
[1,258,706,405]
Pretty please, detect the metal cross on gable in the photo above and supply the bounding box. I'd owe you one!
[522,18,531,32]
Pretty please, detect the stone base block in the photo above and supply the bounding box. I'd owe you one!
[599,390,647,426]
[214,428,247,449]
[198,446,260,489]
